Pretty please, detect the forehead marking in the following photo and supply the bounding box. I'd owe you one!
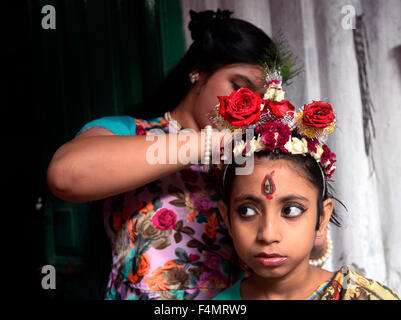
[261,171,276,200]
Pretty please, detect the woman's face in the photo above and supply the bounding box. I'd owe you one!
[221,158,332,280]
[191,63,265,129]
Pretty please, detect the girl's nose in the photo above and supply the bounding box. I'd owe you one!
[256,214,282,245]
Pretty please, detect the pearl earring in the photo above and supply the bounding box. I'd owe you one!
[189,71,200,84]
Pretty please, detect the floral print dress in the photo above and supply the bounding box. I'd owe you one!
[81,116,237,300]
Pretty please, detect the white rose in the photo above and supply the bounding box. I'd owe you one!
[263,83,285,102]
[263,88,275,100]
[233,140,246,157]
[274,89,285,102]
[285,137,308,155]
[248,135,265,155]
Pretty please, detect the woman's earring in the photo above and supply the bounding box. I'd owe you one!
[189,71,200,84]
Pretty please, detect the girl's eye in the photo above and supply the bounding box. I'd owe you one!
[237,205,257,218]
[282,205,305,218]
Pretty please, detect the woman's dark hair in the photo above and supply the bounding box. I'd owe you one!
[221,150,343,229]
[135,9,278,118]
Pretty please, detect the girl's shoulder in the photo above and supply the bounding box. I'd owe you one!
[319,266,400,300]
[213,279,243,300]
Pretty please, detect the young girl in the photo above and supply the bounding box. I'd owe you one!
[212,80,400,300]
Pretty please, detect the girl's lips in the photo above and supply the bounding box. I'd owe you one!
[254,254,287,267]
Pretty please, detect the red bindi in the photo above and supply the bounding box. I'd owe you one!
[261,171,276,200]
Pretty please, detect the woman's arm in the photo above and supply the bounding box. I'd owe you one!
[46,127,204,203]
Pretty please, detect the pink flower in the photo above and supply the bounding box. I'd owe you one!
[152,208,177,230]
[256,122,292,152]
[307,139,319,153]
[135,125,146,136]
[202,252,221,270]
[321,145,336,164]
[321,145,337,179]
[190,191,214,212]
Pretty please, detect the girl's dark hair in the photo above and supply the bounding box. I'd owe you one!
[221,151,343,229]
[135,9,278,118]
[220,150,345,285]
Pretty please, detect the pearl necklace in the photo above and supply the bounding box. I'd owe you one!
[164,111,183,131]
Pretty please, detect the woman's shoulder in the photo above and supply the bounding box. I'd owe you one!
[332,266,400,300]
[75,115,168,137]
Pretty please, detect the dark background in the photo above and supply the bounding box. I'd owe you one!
[6,0,186,299]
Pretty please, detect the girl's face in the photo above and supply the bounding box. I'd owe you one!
[191,63,265,129]
[219,158,333,280]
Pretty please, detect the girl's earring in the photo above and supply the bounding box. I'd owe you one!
[309,231,333,267]
[189,71,200,84]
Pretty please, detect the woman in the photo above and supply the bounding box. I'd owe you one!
[46,10,325,300]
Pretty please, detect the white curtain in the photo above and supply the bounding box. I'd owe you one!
[181,0,401,294]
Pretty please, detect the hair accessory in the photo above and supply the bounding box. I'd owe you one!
[189,71,200,84]
[309,232,333,267]
[209,67,337,182]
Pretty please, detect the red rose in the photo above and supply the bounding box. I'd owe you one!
[218,88,261,126]
[302,101,335,128]
[263,99,295,119]
[152,208,177,230]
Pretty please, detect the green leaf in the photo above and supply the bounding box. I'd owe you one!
[180,226,195,235]
[172,259,186,265]
[176,220,183,229]
[175,247,189,262]
[189,261,203,267]
[169,199,186,207]
[188,273,199,288]
[187,239,203,248]
[174,231,182,243]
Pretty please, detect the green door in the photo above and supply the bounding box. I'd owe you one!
[27,0,185,299]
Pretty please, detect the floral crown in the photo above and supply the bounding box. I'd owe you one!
[209,71,337,181]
